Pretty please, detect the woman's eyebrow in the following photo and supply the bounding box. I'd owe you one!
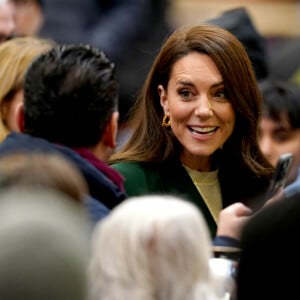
[211,81,224,88]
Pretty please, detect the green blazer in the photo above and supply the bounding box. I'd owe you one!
[112,161,217,237]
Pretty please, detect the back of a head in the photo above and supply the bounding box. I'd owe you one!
[0,35,55,100]
[0,187,90,300]
[237,194,300,300]
[260,79,300,128]
[207,7,269,81]
[0,36,55,141]
[23,44,119,147]
[88,194,217,300]
[0,151,88,202]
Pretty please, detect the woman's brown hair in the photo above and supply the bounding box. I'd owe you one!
[110,23,272,178]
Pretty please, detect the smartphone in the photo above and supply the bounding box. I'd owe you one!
[265,153,293,200]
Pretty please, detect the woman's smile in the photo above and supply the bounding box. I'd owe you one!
[159,51,235,169]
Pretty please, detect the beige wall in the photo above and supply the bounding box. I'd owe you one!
[168,0,300,37]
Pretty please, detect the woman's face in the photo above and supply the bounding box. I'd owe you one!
[159,52,235,171]
[258,112,300,184]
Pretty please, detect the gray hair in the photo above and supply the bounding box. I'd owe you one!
[88,194,219,300]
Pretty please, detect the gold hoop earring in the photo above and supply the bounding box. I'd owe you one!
[161,115,171,127]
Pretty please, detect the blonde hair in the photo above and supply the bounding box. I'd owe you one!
[88,194,219,300]
[0,36,55,141]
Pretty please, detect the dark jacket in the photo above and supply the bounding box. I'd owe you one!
[112,161,217,237]
[0,132,127,223]
[112,159,269,239]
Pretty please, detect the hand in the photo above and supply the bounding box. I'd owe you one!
[216,202,253,240]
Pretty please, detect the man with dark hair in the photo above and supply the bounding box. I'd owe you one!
[0,44,126,223]
[38,0,172,146]
[258,79,300,198]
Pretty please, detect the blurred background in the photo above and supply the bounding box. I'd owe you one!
[168,0,300,83]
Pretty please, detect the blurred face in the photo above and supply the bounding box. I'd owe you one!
[0,1,15,42]
[159,52,235,171]
[258,112,300,184]
[14,1,43,36]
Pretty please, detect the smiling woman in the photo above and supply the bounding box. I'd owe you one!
[158,51,235,170]
[109,23,274,242]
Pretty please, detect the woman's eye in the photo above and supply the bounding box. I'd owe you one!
[214,90,229,102]
[215,90,226,98]
[179,90,192,99]
[274,132,290,143]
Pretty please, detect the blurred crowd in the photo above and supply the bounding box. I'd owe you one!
[0,1,299,300]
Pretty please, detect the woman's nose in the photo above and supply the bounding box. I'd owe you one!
[194,96,213,117]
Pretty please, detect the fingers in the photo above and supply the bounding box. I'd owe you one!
[225,202,253,217]
[217,203,253,240]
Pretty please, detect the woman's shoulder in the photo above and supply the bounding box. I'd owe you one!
[111,161,166,182]
[111,161,163,196]
[111,161,154,175]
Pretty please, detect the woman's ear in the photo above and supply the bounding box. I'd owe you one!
[102,111,119,149]
[158,84,169,114]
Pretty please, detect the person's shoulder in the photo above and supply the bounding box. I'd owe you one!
[111,161,158,182]
[111,161,154,175]
[84,195,110,226]
[111,161,161,196]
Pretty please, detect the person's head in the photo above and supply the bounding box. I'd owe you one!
[22,44,119,159]
[0,36,55,141]
[237,192,300,300]
[207,7,269,81]
[0,151,89,202]
[0,0,15,42]
[111,23,271,177]
[88,194,218,300]
[258,79,300,184]
[0,186,90,300]
[10,0,44,36]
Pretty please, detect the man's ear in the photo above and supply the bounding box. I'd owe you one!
[16,102,25,132]
[102,111,119,149]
